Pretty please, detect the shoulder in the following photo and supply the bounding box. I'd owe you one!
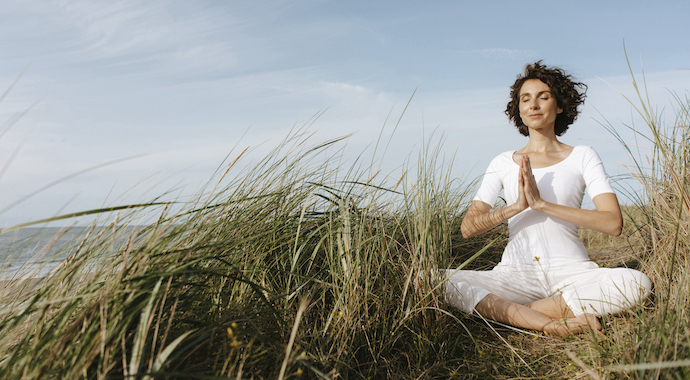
[573,145,599,156]
[481,150,516,180]
[569,145,603,163]
[487,150,516,168]
[570,146,612,182]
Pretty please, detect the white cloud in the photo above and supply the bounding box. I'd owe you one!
[0,0,241,77]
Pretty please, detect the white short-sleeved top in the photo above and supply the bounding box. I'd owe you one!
[473,145,615,266]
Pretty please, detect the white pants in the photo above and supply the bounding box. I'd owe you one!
[442,261,652,316]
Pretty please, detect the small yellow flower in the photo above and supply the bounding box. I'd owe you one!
[231,322,238,329]
[230,339,241,348]
[226,327,233,338]
[296,368,304,375]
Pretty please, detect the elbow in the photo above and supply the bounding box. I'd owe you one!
[613,214,624,236]
[601,211,623,237]
[460,223,476,239]
[608,218,623,237]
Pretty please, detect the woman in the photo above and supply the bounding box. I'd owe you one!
[444,61,651,336]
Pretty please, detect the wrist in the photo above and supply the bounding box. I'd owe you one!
[532,199,548,212]
[510,202,527,215]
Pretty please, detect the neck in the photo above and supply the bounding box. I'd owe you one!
[524,128,561,152]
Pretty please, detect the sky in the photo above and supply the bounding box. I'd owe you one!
[1,0,690,227]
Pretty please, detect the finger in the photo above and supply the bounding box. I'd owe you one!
[520,166,532,185]
[521,160,529,180]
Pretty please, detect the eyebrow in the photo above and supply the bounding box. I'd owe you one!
[519,90,552,98]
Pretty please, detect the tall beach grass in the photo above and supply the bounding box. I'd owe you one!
[578,66,690,379]
[0,126,489,378]
[1,63,690,378]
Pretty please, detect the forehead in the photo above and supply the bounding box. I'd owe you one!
[519,79,551,95]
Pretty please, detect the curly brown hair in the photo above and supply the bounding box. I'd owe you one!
[505,61,587,136]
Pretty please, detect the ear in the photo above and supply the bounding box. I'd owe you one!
[557,107,563,114]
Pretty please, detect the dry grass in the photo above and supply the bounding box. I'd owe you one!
[1,62,689,379]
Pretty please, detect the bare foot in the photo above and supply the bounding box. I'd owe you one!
[545,313,603,336]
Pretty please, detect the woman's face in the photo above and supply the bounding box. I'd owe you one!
[518,79,563,133]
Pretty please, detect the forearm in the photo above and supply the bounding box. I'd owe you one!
[520,156,623,237]
[532,200,623,236]
[461,202,524,239]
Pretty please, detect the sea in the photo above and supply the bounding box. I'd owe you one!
[0,227,92,281]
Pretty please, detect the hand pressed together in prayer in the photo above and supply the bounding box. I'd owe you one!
[516,155,545,212]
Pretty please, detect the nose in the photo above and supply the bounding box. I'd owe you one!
[529,98,540,110]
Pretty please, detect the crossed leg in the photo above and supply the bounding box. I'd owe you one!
[475,293,602,336]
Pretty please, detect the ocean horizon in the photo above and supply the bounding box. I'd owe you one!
[0,226,137,281]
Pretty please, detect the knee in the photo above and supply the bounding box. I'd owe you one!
[628,269,652,304]
[444,279,474,313]
[444,279,490,315]
[608,268,652,309]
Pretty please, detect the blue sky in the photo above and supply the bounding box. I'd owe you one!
[1,0,690,226]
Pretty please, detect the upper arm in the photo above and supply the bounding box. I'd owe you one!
[582,146,615,201]
[475,156,504,207]
[591,192,623,236]
[462,154,506,238]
